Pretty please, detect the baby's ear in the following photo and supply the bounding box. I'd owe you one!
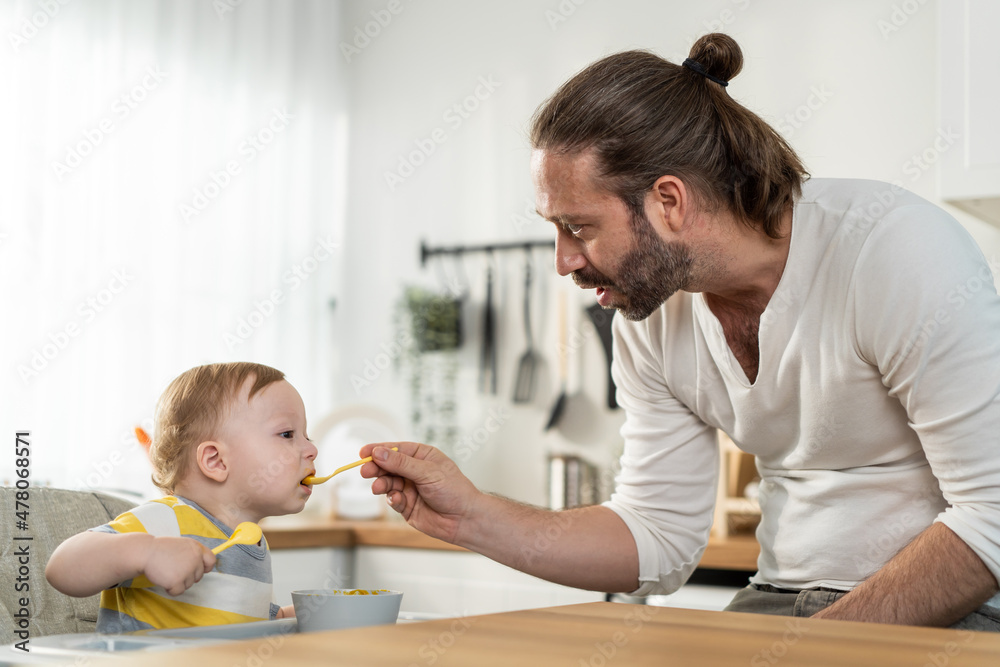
[196,441,228,482]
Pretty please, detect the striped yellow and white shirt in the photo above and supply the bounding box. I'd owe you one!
[92,496,279,632]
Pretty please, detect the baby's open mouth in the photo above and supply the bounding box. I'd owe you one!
[301,471,317,486]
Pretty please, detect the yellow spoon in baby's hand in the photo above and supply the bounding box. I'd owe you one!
[301,447,398,486]
[212,522,263,555]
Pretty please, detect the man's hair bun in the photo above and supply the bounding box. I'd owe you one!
[688,33,743,85]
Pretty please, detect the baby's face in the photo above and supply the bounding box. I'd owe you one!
[218,379,317,522]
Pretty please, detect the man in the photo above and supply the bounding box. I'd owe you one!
[360,35,1000,629]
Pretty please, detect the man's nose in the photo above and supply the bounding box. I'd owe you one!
[554,233,586,276]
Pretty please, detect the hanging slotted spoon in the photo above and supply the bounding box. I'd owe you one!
[513,249,539,403]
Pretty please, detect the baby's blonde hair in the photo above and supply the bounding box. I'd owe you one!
[149,362,285,492]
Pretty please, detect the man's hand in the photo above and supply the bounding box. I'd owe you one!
[358,442,483,545]
[359,441,640,592]
[142,536,217,596]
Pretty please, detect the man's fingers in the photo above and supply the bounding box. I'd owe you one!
[370,474,391,494]
[372,473,406,496]
[386,489,412,515]
[360,441,395,459]
[371,445,430,481]
[361,441,422,461]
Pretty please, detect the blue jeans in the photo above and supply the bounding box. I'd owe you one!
[724,583,1000,631]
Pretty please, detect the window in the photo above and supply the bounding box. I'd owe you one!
[0,0,347,496]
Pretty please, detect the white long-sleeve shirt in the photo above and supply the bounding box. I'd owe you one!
[605,178,1000,605]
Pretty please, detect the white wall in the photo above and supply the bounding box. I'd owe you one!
[332,0,1000,505]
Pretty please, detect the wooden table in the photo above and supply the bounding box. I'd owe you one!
[83,602,1000,666]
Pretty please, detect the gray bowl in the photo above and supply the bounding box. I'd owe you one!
[291,589,403,633]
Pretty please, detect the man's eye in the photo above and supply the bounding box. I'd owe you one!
[566,223,583,235]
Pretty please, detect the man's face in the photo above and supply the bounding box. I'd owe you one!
[532,149,693,321]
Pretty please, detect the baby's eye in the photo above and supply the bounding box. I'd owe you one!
[279,431,294,439]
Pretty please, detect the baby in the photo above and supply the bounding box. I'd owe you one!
[46,362,318,632]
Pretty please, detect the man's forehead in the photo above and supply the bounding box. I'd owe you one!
[531,147,601,184]
[532,148,620,220]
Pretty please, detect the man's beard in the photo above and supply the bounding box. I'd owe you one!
[573,215,693,322]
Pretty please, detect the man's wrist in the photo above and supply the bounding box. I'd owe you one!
[450,488,492,550]
[455,491,551,555]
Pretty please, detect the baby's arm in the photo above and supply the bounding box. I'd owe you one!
[276,605,295,619]
[46,531,216,597]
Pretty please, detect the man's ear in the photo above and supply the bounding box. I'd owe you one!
[196,441,228,483]
[646,175,688,234]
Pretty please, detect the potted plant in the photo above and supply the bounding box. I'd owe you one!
[396,286,462,455]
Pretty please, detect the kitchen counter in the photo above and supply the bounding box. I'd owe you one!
[81,602,1000,666]
[262,518,761,571]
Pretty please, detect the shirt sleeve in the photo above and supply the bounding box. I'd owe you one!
[603,313,720,596]
[853,204,1000,587]
[88,510,156,589]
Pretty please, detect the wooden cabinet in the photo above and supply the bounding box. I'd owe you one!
[939,0,1000,226]
[712,432,761,539]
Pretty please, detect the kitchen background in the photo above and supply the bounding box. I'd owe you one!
[2,0,998,524]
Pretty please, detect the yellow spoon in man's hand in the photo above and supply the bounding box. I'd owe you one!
[212,522,263,555]
[301,447,398,486]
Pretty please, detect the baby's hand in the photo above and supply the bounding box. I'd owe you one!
[142,536,216,596]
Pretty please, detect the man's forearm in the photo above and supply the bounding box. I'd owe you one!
[456,494,640,593]
[813,523,998,626]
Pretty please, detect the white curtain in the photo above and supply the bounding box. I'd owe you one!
[0,0,347,497]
